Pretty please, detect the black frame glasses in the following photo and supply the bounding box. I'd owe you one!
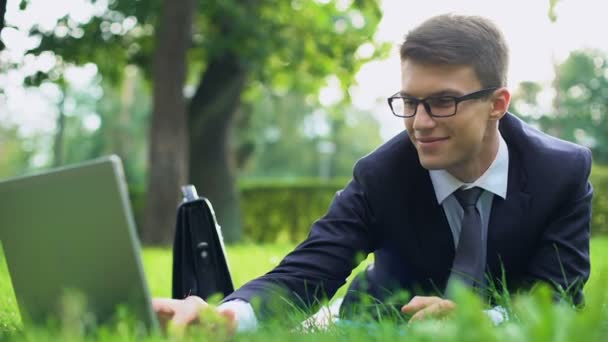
[387,87,499,118]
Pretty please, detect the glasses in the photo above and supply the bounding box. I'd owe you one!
[387,87,498,118]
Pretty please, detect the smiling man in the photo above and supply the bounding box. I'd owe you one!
[154,14,593,330]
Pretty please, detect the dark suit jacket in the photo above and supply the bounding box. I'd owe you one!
[224,113,593,320]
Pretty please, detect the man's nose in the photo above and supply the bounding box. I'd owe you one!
[412,102,436,130]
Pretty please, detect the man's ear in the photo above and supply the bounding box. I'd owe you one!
[489,87,511,121]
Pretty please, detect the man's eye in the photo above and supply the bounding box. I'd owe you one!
[428,97,455,108]
[403,99,418,109]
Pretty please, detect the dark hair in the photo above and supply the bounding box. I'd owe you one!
[400,14,509,87]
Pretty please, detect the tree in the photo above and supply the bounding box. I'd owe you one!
[182,1,387,242]
[239,87,383,179]
[510,80,544,122]
[0,125,35,178]
[510,50,608,162]
[14,0,387,243]
[542,50,608,162]
[143,0,194,244]
[0,0,6,31]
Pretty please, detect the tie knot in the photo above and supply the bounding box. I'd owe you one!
[455,187,482,208]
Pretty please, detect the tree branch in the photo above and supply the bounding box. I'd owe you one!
[0,0,7,50]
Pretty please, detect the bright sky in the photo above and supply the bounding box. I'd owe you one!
[1,0,608,143]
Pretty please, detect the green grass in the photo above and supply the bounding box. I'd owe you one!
[141,243,372,299]
[1,238,608,340]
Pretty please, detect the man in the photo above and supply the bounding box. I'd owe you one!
[153,13,593,331]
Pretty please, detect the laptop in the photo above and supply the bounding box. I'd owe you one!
[0,155,158,331]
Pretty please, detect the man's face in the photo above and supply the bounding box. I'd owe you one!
[400,60,497,177]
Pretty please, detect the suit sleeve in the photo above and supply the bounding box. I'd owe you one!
[524,148,593,305]
[222,161,378,321]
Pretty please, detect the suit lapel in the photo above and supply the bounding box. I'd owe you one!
[486,138,531,276]
[410,168,456,287]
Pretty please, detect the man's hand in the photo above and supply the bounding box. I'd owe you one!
[401,296,456,323]
[152,296,236,333]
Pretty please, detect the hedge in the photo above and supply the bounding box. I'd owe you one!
[591,165,608,235]
[239,178,349,243]
[128,166,608,243]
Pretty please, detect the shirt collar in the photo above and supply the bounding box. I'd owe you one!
[429,133,509,204]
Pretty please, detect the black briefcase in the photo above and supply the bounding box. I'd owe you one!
[172,185,234,300]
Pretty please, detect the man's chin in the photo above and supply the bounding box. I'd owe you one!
[418,157,447,170]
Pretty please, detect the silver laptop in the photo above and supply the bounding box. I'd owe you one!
[0,155,158,331]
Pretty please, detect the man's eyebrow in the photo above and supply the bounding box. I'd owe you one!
[399,89,464,98]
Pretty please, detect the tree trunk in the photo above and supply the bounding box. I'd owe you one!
[112,66,137,163]
[188,53,247,243]
[52,95,65,167]
[142,0,194,245]
[0,0,6,51]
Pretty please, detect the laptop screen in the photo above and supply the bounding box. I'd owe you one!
[0,156,158,331]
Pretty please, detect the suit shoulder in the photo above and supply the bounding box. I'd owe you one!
[503,114,592,166]
[503,114,592,183]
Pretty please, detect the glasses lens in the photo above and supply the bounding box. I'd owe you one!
[426,97,457,117]
[391,98,418,117]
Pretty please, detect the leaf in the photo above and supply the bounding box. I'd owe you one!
[548,0,561,22]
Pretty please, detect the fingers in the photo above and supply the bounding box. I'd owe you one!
[218,308,238,334]
[152,298,180,328]
[409,300,453,322]
[401,296,456,323]
[172,296,208,326]
[219,308,236,326]
[152,296,238,337]
[401,296,442,314]
[152,298,179,315]
[152,296,209,327]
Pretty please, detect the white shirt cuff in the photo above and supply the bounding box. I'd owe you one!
[218,299,258,332]
[484,305,508,325]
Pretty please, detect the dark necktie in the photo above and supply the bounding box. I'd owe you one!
[447,187,484,290]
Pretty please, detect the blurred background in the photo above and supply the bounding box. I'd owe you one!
[0,0,607,246]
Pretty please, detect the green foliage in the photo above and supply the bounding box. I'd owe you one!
[25,0,160,84]
[0,245,20,335]
[0,69,150,192]
[0,125,35,179]
[548,0,562,22]
[511,50,608,163]
[50,71,150,187]
[238,89,383,178]
[91,70,151,187]
[513,81,542,107]
[590,164,608,235]
[239,178,348,243]
[22,0,389,111]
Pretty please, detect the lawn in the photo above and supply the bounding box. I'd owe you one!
[0,238,607,340]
